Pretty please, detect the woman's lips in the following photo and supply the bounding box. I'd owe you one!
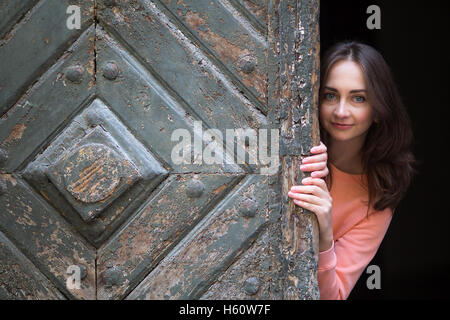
[332,122,354,129]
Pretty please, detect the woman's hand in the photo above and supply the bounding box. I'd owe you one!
[287,141,333,252]
[288,178,333,252]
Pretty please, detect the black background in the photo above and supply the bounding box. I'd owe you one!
[320,0,450,299]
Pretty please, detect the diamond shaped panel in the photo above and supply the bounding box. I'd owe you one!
[23,98,169,246]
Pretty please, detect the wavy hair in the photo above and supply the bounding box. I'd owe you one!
[319,41,419,216]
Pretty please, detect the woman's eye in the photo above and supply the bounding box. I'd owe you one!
[324,93,336,100]
[353,95,366,103]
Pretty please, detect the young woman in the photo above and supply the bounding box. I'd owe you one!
[287,41,417,300]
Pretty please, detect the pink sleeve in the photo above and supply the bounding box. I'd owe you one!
[317,208,393,300]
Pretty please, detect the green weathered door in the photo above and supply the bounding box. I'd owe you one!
[0,0,320,300]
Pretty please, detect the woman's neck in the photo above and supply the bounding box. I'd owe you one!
[328,138,365,174]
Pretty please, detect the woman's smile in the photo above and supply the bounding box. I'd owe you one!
[331,122,354,130]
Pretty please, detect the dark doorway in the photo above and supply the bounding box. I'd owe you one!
[320,0,450,299]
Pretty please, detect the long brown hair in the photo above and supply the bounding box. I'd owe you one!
[320,41,418,216]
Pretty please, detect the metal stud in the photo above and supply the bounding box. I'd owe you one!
[101,266,122,287]
[238,54,256,74]
[65,65,84,83]
[186,179,204,198]
[244,277,260,295]
[85,110,104,127]
[28,164,48,186]
[239,197,257,218]
[102,61,119,80]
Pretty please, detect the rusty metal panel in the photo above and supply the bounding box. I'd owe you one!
[0,0,320,300]
[94,27,247,174]
[0,231,65,299]
[0,0,38,39]
[158,0,268,109]
[0,0,94,116]
[96,0,267,133]
[0,25,95,173]
[0,174,96,299]
[97,173,244,299]
[22,98,168,247]
[126,174,268,299]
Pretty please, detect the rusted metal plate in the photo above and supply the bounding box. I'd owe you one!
[95,27,252,174]
[0,0,38,39]
[97,0,267,134]
[0,0,94,117]
[0,25,95,173]
[97,173,245,299]
[233,0,267,32]
[126,174,268,300]
[158,0,268,110]
[23,98,168,247]
[0,174,96,299]
[0,231,65,300]
[200,228,282,299]
[0,0,320,300]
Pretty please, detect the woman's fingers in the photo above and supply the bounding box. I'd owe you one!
[301,152,327,164]
[288,192,322,206]
[310,166,329,178]
[289,180,328,199]
[301,141,329,177]
[290,177,329,195]
[289,178,333,217]
[310,141,327,154]
[300,161,327,172]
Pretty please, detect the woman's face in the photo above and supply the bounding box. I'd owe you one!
[319,59,375,145]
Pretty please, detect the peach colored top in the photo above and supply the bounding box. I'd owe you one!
[318,162,393,300]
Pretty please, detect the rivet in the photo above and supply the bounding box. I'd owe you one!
[0,148,7,169]
[102,266,122,287]
[186,179,204,198]
[29,164,48,186]
[238,54,256,74]
[85,110,104,127]
[65,65,84,83]
[104,0,116,7]
[239,197,257,218]
[244,277,260,295]
[102,61,119,80]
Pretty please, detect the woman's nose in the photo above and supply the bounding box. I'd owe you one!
[334,99,350,118]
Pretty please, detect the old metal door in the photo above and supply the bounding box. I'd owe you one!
[0,0,320,299]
